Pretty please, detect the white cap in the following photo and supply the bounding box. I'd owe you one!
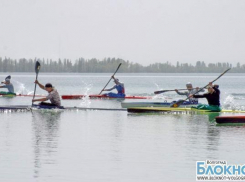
[5,75,11,82]
[186,82,192,87]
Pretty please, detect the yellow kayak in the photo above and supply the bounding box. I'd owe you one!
[127,107,245,113]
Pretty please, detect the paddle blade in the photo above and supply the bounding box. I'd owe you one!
[154,90,166,94]
[170,100,185,108]
[35,61,41,74]
[211,68,231,83]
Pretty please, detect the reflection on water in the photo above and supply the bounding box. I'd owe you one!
[0,110,245,181]
[0,73,245,181]
[206,125,220,154]
[31,111,61,179]
[207,112,220,122]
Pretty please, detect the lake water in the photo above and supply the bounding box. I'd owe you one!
[0,73,245,182]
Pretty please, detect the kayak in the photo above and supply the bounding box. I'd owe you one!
[121,101,198,108]
[215,116,245,124]
[127,107,245,113]
[32,104,65,110]
[0,92,16,97]
[0,105,64,111]
[0,93,44,98]
[62,95,152,100]
[0,105,126,111]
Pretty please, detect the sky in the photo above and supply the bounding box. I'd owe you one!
[0,0,245,65]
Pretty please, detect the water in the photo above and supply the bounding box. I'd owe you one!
[0,73,245,182]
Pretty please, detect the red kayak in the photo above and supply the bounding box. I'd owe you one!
[216,116,245,124]
[62,95,152,100]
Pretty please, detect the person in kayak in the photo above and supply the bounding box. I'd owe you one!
[32,80,61,106]
[189,82,221,112]
[102,76,125,98]
[0,75,15,94]
[175,82,203,104]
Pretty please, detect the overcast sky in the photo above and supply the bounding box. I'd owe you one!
[0,0,245,65]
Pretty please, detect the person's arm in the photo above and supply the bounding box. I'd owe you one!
[175,89,188,96]
[34,80,45,90]
[207,82,220,94]
[192,94,206,98]
[32,97,48,102]
[112,76,120,85]
[103,85,116,92]
[213,86,220,94]
[0,85,6,88]
[196,87,205,92]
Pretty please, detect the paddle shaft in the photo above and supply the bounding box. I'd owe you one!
[154,88,197,94]
[99,63,122,95]
[174,68,231,106]
[32,73,39,105]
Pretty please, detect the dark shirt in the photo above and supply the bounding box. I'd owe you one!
[193,87,220,106]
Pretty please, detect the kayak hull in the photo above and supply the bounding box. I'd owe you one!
[0,93,44,97]
[0,105,126,112]
[216,116,245,124]
[32,104,65,110]
[62,95,152,100]
[127,107,245,113]
[121,101,198,108]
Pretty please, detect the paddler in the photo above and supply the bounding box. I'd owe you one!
[190,82,221,112]
[102,76,125,98]
[175,82,203,104]
[32,80,61,106]
[0,75,15,94]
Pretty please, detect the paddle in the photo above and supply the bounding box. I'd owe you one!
[32,61,41,106]
[99,63,122,95]
[154,88,196,94]
[170,68,231,108]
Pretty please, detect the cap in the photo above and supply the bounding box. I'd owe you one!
[5,75,11,82]
[186,82,192,87]
[45,83,53,88]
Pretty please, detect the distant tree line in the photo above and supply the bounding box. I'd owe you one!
[0,57,244,73]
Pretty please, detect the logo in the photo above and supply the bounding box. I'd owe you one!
[196,160,245,181]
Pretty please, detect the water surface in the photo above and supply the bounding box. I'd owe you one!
[0,73,245,182]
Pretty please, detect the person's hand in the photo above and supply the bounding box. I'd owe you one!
[189,94,194,98]
[209,82,212,86]
[111,75,115,79]
[175,89,178,91]
[32,99,36,102]
[34,80,39,84]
